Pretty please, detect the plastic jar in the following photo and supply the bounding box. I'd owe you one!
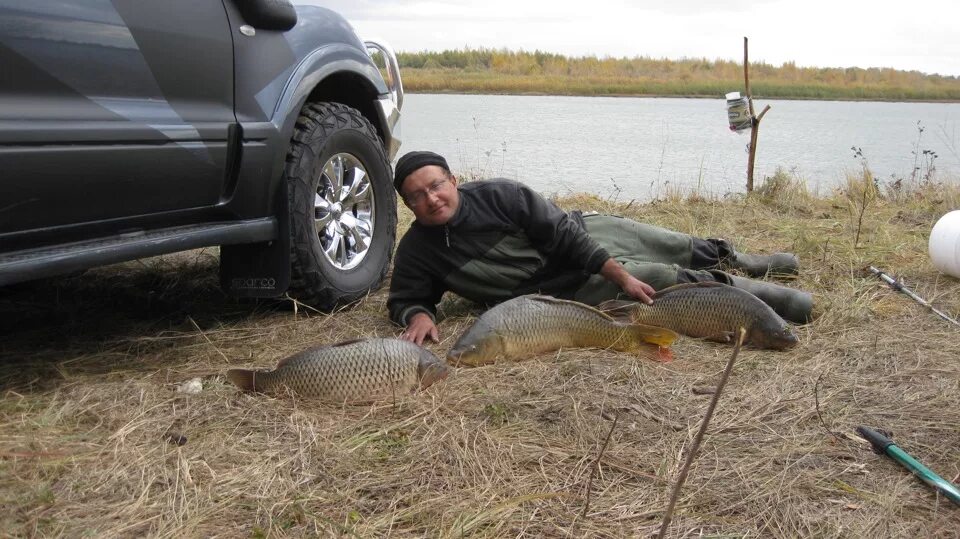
[725,91,751,132]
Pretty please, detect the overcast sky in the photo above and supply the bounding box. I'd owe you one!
[311,0,960,77]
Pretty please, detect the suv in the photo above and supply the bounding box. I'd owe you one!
[0,0,403,311]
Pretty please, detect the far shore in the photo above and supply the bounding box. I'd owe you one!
[396,50,960,103]
[403,88,960,105]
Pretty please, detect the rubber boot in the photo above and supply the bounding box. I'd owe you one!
[728,275,813,324]
[715,239,800,277]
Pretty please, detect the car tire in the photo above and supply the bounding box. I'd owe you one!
[285,102,396,311]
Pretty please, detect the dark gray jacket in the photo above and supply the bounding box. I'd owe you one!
[387,179,610,325]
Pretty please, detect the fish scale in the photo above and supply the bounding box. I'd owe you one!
[600,282,798,350]
[448,294,678,366]
[227,338,449,402]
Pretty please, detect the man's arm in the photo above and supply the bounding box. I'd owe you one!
[510,183,656,301]
[387,234,446,344]
[599,258,655,304]
[511,183,610,274]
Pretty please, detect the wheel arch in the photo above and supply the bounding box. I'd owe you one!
[272,47,390,151]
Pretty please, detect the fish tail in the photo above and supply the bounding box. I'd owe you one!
[627,322,679,347]
[226,369,256,391]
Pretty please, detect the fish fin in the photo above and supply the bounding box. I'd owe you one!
[706,331,736,344]
[329,338,367,348]
[275,342,339,367]
[226,369,256,391]
[596,299,639,322]
[655,282,728,296]
[525,295,625,322]
[634,344,674,363]
[629,322,679,347]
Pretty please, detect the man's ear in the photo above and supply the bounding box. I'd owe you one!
[448,173,458,187]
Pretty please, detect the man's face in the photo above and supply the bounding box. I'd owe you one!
[400,165,459,226]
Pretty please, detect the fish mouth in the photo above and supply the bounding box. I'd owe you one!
[446,343,479,366]
[765,333,799,350]
[420,363,450,388]
[446,350,467,366]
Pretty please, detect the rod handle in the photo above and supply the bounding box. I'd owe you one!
[856,426,894,454]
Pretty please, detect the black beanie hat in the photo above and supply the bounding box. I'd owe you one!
[393,151,449,192]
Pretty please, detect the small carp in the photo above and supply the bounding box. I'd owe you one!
[226,338,449,402]
[599,282,798,350]
[447,294,678,366]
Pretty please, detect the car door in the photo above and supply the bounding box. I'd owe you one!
[0,0,235,236]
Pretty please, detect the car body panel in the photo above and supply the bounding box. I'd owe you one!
[0,0,235,235]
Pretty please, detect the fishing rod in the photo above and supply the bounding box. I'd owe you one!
[866,266,960,327]
[856,426,960,506]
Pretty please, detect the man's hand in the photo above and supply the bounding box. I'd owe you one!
[600,257,655,305]
[619,274,656,304]
[400,312,439,346]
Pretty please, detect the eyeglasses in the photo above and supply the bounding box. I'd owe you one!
[403,177,449,206]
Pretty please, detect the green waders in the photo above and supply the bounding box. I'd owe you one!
[572,214,717,304]
[570,214,813,323]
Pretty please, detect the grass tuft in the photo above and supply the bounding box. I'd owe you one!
[2,180,959,536]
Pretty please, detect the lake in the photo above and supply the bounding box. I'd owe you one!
[400,94,960,201]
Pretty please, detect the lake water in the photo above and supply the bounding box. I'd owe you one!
[400,94,960,201]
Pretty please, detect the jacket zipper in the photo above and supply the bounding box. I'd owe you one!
[444,226,450,247]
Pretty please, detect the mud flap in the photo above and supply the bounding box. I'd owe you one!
[220,187,291,298]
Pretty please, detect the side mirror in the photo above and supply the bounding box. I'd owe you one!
[234,0,297,31]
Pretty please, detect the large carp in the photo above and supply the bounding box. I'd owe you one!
[599,282,798,350]
[226,338,449,402]
[447,295,678,366]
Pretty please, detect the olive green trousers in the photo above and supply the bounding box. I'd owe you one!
[573,214,727,305]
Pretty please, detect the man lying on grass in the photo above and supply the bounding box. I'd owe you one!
[388,151,812,345]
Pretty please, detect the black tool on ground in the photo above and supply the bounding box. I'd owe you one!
[856,426,960,506]
[866,266,960,327]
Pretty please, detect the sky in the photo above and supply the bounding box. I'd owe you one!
[311,0,960,77]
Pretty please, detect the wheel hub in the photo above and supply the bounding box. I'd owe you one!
[314,153,375,270]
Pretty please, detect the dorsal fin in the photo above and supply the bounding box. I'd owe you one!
[520,294,617,321]
[596,299,638,322]
[329,338,367,348]
[275,342,337,367]
[654,282,728,297]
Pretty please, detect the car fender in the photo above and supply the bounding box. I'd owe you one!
[272,44,387,145]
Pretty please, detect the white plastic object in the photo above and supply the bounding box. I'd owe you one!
[725,91,751,132]
[928,210,960,278]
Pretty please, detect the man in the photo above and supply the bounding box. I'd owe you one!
[388,151,812,345]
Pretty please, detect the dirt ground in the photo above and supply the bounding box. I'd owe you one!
[2,179,959,537]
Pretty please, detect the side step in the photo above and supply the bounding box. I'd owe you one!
[0,218,278,286]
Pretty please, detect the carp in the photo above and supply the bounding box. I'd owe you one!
[599,282,798,350]
[226,338,449,402]
[447,294,678,366]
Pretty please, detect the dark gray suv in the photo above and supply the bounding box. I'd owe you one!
[0,0,403,311]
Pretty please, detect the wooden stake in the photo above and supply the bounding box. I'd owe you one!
[656,328,746,539]
[743,37,771,192]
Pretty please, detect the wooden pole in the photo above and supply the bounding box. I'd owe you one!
[656,329,746,539]
[743,37,771,192]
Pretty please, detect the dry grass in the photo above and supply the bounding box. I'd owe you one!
[2,179,960,538]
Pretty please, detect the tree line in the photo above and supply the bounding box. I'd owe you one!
[396,48,960,101]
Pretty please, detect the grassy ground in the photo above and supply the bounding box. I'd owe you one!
[2,174,959,537]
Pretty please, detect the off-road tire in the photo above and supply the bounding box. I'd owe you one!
[285,102,396,311]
